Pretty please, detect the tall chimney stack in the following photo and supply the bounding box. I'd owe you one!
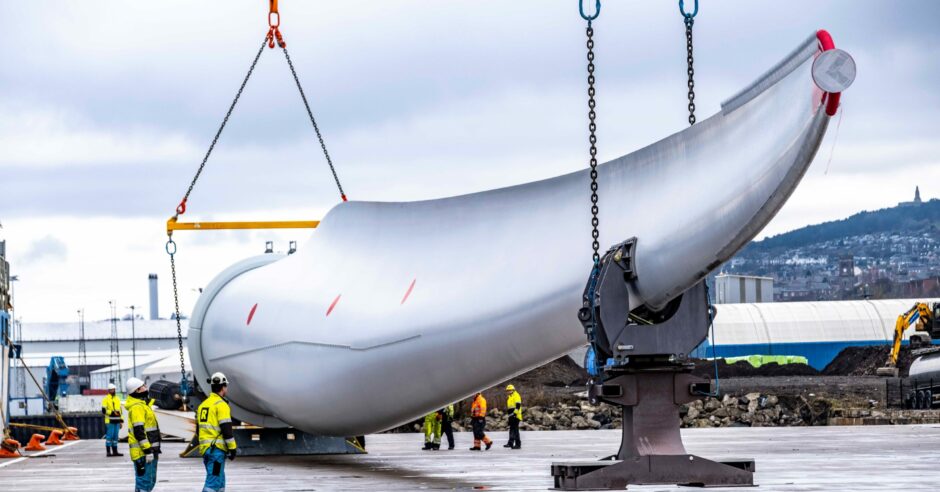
[148,274,159,320]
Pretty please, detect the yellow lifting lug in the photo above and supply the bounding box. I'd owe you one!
[166,217,319,233]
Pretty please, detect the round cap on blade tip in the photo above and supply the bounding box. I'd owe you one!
[812,49,856,93]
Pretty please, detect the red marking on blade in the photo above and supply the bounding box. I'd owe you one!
[246,303,258,325]
[401,278,416,305]
[326,294,341,316]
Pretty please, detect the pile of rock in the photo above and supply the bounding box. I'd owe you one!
[455,401,619,432]
[446,392,811,432]
[680,392,806,428]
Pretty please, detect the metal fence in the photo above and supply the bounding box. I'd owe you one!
[885,378,910,408]
[886,377,937,408]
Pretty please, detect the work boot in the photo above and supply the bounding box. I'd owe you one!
[485,441,493,450]
[503,442,512,448]
[469,446,481,451]
[111,447,123,457]
[106,447,113,457]
[511,444,521,450]
[422,442,431,450]
[448,445,454,450]
[432,443,440,450]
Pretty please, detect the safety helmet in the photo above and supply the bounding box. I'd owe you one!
[207,372,228,386]
[125,377,145,394]
[108,383,116,391]
[505,384,515,391]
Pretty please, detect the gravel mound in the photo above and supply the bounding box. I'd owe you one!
[822,345,913,377]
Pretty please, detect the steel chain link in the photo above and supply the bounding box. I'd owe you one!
[166,37,267,408]
[167,243,188,407]
[586,24,600,264]
[176,38,268,216]
[685,17,696,126]
[282,47,346,200]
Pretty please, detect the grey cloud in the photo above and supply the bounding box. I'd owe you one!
[21,235,68,264]
[1,0,939,222]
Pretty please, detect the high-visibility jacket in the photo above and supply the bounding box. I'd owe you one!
[506,390,523,420]
[101,394,123,424]
[423,411,442,443]
[444,404,455,420]
[197,392,237,455]
[126,395,161,461]
[471,394,487,418]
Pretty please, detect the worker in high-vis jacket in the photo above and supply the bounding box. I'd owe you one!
[197,372,238,492]
[469,392,493,451]
[421,409,442,450]
[101,383,124,457]
[504,384,523,449]
[125,377,161,492]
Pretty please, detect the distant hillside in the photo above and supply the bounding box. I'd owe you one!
[742,199,940,255]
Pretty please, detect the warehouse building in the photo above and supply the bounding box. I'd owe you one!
[7,319,191,416]
[691,297,940,368]
[568,297,940,371]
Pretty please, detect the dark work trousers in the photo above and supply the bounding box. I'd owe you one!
[441,415,455,449]
[508,415,521,448]
[471,417,485,440]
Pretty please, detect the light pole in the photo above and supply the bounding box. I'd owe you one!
[9,275,17,316]
[127,305,138,378]
[9,275,24,401]
[77,309,87,391]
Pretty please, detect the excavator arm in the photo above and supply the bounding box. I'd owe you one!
[880,303,932,376]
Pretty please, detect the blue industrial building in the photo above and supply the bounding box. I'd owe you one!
[692,298,940,369]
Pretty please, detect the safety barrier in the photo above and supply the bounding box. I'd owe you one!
[8,413,101,444]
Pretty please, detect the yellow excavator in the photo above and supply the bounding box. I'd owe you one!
[877,302,940,377]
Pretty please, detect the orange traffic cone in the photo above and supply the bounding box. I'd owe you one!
[46,430,64,446]
[25,434,46,451]
[63,427,80,441]
[0,438,22,458]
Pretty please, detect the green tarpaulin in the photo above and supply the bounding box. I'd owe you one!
[722,355,809,367]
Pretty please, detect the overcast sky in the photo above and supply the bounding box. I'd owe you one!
[1,1,938,322]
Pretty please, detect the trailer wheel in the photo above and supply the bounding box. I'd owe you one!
[915,391,924,409]
[925,390,933,410]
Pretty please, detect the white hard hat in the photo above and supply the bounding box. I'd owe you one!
[108,383,117,391]
[125,377,145,394]
[208,372,228,386]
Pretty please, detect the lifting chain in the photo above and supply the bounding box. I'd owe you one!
[680,0,698,126]
[166,240,190,409]
[580,0,601,265]
[282,47,347,201]
[175,38,268,219]
[579,0,603,376]
[165,2,349,407]
[167,36,267,408]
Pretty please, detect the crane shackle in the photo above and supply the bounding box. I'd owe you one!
[269,0,280,28]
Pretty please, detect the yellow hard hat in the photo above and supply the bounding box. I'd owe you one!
[505,384,515,391]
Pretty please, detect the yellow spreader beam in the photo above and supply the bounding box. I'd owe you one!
[167,217,319,233]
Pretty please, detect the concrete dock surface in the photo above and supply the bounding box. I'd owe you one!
[2,426,938,490]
